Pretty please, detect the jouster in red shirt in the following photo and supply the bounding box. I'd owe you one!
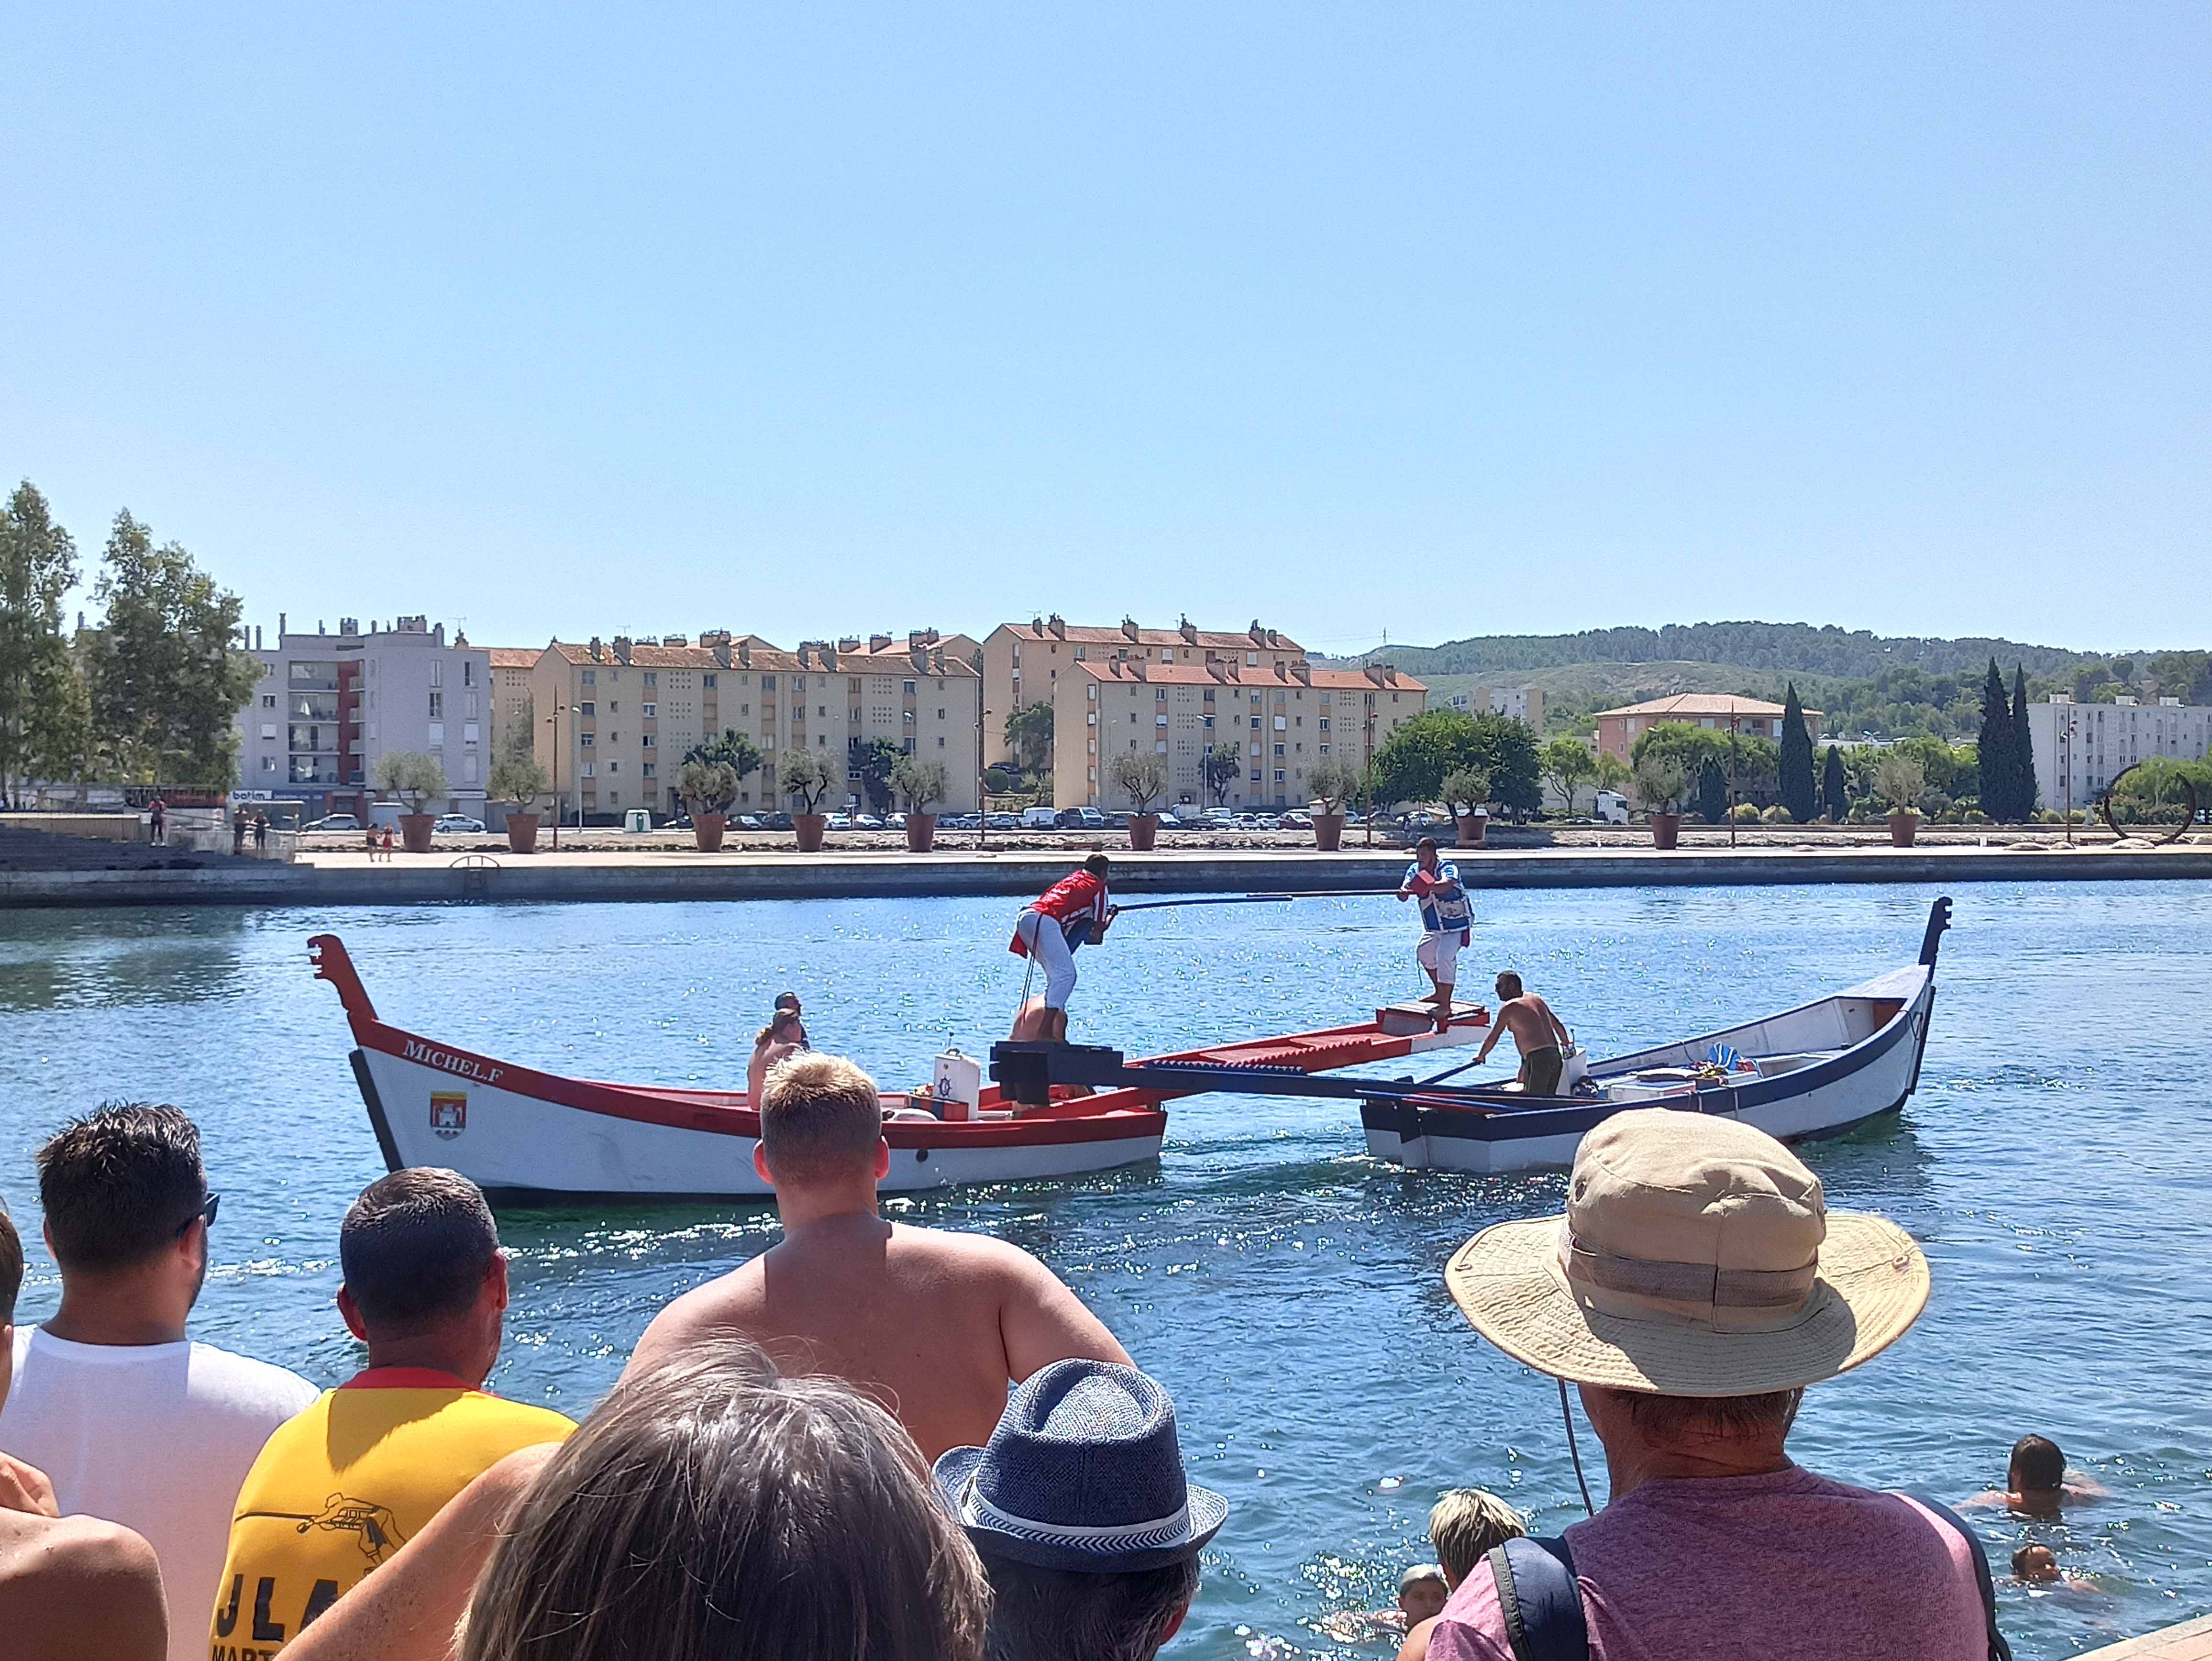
[1010,868,1111,956]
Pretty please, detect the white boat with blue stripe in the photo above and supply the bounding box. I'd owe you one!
[1361,897,1951,1174]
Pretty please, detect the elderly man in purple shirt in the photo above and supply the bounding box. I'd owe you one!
[1427,1110,2005,1661]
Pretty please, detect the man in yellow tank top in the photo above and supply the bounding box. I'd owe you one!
[209,1170,573,1653]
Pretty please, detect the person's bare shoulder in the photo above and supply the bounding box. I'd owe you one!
[624,1258,771,1379]
[890,1224,1132,1373]
[0,1514,166,1661]
[1398,1614,1439,1661]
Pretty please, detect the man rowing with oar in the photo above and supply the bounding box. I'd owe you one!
[1397,836,1472,1033]
[1009,853,1118,1044]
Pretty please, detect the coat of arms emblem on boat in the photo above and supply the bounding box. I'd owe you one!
[430,1093,467,1138]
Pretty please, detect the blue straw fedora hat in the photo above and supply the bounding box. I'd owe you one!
[933,1359,1228,1573]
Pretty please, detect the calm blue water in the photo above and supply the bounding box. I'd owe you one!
[2,883,2208,1658]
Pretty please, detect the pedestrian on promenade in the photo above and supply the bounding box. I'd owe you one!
[208,1169,575,1653]
[1426,1109,2009,1661]
[935,1357,1223,1661]
[253,813,268,853]
[148,797,166,844]
[623,1052,1130,1462]
[0,1202,168,1661]
[380,825,395,861]
[0,1106,319,1661]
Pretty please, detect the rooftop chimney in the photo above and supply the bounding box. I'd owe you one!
[589,637,604,660]
[1121,616,1141,641]
[1048,614,1066,640]
[662,634,688,647]
[870,633,892,652]
[613,636,633,664]
[838,636,861,653]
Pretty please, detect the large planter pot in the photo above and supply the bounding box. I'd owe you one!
[1127,813,1159,851]
[398,812,436,854]
[793,812,827,853]
[905,812,938,853]
[1313,813,1345,852]
[693,812,727,853]
[1888,811,1919,848]
[1454,811,1489,849]
[1649,811,1681,851]
[504,812,540,854]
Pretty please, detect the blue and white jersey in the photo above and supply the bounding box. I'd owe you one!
[1403,860,1473,939]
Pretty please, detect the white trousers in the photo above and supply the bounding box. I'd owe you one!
[1017,910,1080,1009]
[1416,931,1461,988]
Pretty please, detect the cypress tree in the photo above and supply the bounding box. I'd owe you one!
[1822,745,1847,821]
[1976,659,2014,820]
[2010,664,2036,815]
[1697,757,1728,824]
[1779,683,1816,822]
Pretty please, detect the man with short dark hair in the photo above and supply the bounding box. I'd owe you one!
[626,1052,1131,1461]
[934,1358,1224,1661]
[208,1168,574,1652]
[1427,1110,2002,1660]
[0,1105,319,1661]
[1009,853,1117,1043]
[1396,838,1471,1033]
[1471,972,1572,1095]
[0,1201,168,1660]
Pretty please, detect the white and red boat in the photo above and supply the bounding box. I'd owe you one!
[310,933,1491,1202]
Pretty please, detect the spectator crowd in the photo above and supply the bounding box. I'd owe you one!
[0,1067,2106,1659]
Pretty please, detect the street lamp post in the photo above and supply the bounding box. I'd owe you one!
[978,706,992,848]
[545,701,566,850]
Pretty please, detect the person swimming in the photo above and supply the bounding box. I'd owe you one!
[1967,1434,2110,1518]
[748,1009,808,1105]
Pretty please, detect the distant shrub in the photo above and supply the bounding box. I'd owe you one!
[1760,805,1790,825]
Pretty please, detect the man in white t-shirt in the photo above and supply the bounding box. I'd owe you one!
[0,1105,319,1661]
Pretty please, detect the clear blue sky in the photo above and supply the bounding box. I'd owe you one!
[3,4,2206,655]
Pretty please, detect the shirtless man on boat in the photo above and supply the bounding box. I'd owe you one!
[1008,854,1118,1044]
[623,1052,1131,1462]
[1472,971,1574,1095]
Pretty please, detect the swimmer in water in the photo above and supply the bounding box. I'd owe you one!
[2013,1545,2060,1585]
[1397,1564,1448,1625]
[773,991,809,1048]
[1966,1434,2110,1518]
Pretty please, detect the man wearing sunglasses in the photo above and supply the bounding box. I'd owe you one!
[0,1105,318,1661]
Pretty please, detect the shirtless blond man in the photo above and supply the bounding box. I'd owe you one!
[625,1052,1130,1461]
[1471,971,1572,1095]
[0,1207,167,1661]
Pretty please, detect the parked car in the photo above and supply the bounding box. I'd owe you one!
[1057,807,1106,830]
[301,815,359,832]
[1019,805,1062,829]
[986,813,1019,830]
[825,814,854,830]
[734,814,761,830]
[1281,810,1312,830]
[853,813,884,830]
[760,812,794,831]
[432,815,486,834]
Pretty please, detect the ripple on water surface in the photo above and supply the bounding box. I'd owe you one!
[2,883,2209,1658]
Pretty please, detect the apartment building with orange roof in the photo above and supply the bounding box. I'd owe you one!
[979,615,1305,767]
[519,629,979,820]
[1054,656,1425,813]
[1593,693,1823,763]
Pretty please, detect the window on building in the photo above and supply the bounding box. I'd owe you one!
[761,675,776,690]
[609,700,619,713]
[642,762,656,778]
[704,673,717,688]
[642,733,655,747]
[428,691,444,719]
[463,661,475,687]
[642,702,656,717]
[1319,718,1330,732]
[1274,769,1285,784]
[608,761,619,774]
[261,694,276,708]
[579,701,594,716]
[580,734,595,748]
[1274,743,1285,757]
[260,755,277,772]
[430,660,443,687]
[643,672,657,687]
[1250,716,1261,730]
[582,761,596,778]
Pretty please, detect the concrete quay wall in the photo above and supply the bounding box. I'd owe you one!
[4,844,2211,909]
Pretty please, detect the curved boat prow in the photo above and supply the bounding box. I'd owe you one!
[1920,896,1954,970]
[309,934,379,1031]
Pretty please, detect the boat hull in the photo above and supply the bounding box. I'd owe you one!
[1363,970,1935,1175]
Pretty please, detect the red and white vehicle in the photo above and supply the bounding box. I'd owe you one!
[310,934,1489,1203]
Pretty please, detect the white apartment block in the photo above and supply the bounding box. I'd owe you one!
[1054,659,1426,812]
[980,616,1305,767]
[1446,686,1546,729]
[233,614,489,820]
[520,630,980,820]
[2027,694,2212,811]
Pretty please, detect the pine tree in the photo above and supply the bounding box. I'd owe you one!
[1779,683,1816,822]
[1976,659,2014,820]
[1822,745,1847,821]
[2010,664,2036,815]
[1697,757,1727,824]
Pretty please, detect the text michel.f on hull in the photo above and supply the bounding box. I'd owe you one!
[307,934,1492,1202]
[1360,897,1952,1174]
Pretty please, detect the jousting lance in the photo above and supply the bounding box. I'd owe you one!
[1109,889,1386,913]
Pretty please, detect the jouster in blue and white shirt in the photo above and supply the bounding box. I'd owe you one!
[1403,860,1473,943]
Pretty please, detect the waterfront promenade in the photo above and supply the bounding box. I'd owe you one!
[2084,1617,2212,1659]
[3,832,2211,908]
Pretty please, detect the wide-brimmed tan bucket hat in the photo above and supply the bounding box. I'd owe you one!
[1446,1109,1929,1396]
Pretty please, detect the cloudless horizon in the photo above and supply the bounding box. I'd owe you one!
[4,4,2207,654]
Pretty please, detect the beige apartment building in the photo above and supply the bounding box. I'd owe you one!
[514,629,980,820]
[1055,658,1426,813]
[980,615,1305,767]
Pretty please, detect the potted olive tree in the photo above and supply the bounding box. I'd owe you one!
[1108,750,1169,851]
[890,755,950,852]
[778,749,839,852]
[1634,757,1687,851]
[1876,753,1926,847]
[375,751,448,853]
[1304,754,1360,852]
[677,758,740,851]
[1441,766,1491,849]
[488,741,550,854]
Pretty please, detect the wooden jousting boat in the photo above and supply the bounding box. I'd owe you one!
[309,933,1491,1202]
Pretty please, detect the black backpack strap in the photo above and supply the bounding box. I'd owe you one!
[1486,1536,1588,1661]
[1892,1490,2013,1661]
